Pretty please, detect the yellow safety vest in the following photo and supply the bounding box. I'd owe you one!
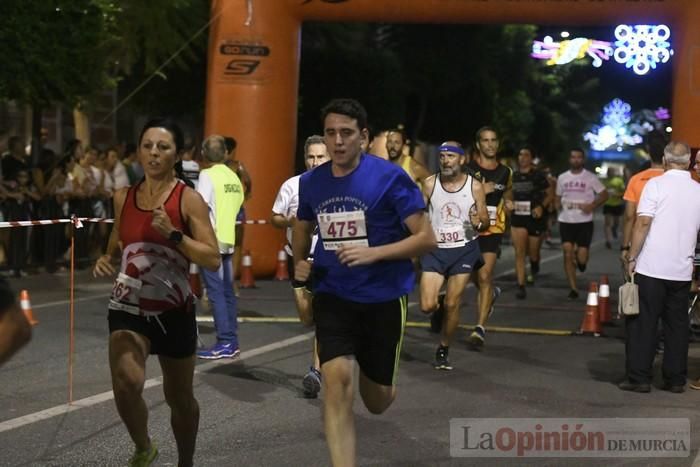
[202,164,244,245]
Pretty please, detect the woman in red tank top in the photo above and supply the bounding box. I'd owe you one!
[93,118,219,467]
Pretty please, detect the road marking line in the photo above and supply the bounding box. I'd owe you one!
[0,332,313,434]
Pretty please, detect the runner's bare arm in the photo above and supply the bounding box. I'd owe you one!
[413,159,431,187]
[421,174,436,206]
[336,211,436,266]
[176,188,221,271]
[292,219,313,276]
[271,212,291,230]
[93,188,127,277]
[471,179,490,230]
[0,302,31,366]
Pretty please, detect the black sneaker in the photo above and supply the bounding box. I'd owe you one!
[468,325,485,351]
[433,345,453,370]
[618,381,651,393]
[515,285,526,300]
[568,289,579,300]
[430,294,445,333]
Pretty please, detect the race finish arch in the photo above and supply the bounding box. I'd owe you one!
[205,0,698,275]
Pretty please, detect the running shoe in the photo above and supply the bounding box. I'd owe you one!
[302,367,322,398]
[433,345,452,370]
[197,342,241,360]
[468,325,486,351]
[568,289,579,300]
[515,285,526,300]
[430,294,445,333]
[488,287,501,318]
[128,442,158,467]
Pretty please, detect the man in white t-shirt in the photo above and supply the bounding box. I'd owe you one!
[555,148,608,299]
[271,135,329,398]
[621,141,700,393]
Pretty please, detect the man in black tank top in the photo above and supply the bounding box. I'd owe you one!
[465,127,513,350]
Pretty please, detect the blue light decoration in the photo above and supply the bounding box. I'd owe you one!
[584,99,643,151]
[613,25,672,75]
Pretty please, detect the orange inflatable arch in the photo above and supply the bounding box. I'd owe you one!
[205,0,697,275]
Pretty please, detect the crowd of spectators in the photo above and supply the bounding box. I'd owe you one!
[0,135,144,277]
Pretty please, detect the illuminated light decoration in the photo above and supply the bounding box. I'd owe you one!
[655,107,670,120]
[602,98,631,129]
[532,36,612,68]
[584,98,643,151]
[613,24,672,75]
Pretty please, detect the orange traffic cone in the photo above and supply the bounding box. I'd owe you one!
[20,290,38,326]
[598,275,611,324]
[189,263,203,299]
[240,250,256,288]
[274,246,289,281]
[579,282,601,336]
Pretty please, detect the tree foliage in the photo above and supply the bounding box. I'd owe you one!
[0,0,208,112]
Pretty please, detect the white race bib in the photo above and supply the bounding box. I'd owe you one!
[109,272,142,314]
[563,199,584,211]
[317,210,369,251]
[487,206,498,226]
[437,225,466,249]
[514,201,531,216]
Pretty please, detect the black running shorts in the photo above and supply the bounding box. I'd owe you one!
[478,234,503,254]
[511,214,547,237]
[313,292,406,386]
[559,221,594,248]
[108,305,197,359]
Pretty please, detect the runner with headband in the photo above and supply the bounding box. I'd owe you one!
[420,141,489,369]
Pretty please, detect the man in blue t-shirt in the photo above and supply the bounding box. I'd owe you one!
[293,98,436,466]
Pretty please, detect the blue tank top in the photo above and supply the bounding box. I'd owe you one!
[298,154,425,303]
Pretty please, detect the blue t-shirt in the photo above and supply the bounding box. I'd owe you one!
[297,154,425,303]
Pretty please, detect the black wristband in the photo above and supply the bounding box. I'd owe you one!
[620,246,630,251]
[291,279,310,289]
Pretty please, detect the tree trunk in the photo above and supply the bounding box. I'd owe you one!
[73,106,90,147]
[30,104,42,166]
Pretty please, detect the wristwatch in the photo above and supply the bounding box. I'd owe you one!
[169,229,184,244]
[620,246,630,252]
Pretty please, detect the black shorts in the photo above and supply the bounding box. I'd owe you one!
[478,234,503,253]
[313,293,406,386]
[559,221,594,248]
[511,215,547,237]
[420,241,482,276]
[108,307,197,359]
[603,204,624,216]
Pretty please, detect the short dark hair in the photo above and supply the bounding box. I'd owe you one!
[646,130,666,164]
[321,98,368,131]
[519,145,537,158]
[386,129,406,143]
[570,147,586,157]
[475,126,497,142]
[224,136,237,153]
[304,135,326,156]
[138,117,184,153]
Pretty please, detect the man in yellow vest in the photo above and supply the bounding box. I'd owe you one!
[196,135,245,359]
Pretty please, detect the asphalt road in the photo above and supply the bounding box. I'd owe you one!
[2,225,700,466]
